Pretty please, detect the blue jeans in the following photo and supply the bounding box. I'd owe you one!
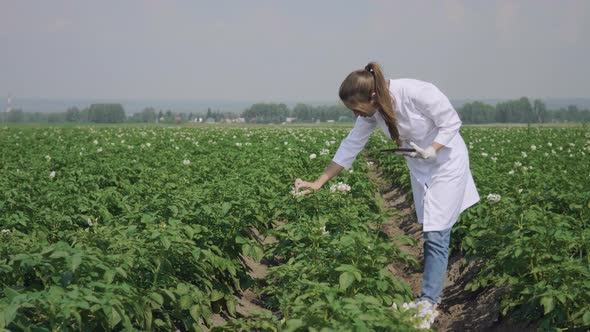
[418,227,452,305]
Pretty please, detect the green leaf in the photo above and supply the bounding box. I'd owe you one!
[149,293,164,306]
[115,267,127,278]
[189,305,200,321]
[583,310,590,324]
[84,295,101,303]
[177,283,189,294]
[221,202,232,216]
[339,271,355,290]
[49,251,69,259]
[179,295,192,310]
[252,245,264,262]
[235,236,248,244]
[10,254,29,261]
[71,254,82,272]
[104,269,116,283]
[168,205,178,217]
[353,271,362,282]
[4,288,19,301]
[141,214,156,223]
[2,304,18,326]
[161,236,171,250]
[226,299,236,317]
[210,289,224,302]
[540,296,554,315]
[111,308,122,328]
[161,288,176,302]
[284,319,304,332]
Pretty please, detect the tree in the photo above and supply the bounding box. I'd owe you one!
[141,107,157,123]
[242,103,289,123]
[533,99,547,123]
[88,104,126,123]
[65,107,81,122]
[293,103,313,122]
[5,109,24,122]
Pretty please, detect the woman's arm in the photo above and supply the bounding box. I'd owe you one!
[295,161,344,193]
[294,116,376,194]
[332,115,378,169]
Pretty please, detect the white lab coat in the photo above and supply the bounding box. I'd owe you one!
[333,78,480,232]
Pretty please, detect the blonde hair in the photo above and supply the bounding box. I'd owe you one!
[339,62,400,144]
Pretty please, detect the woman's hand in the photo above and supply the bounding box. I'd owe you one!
[294,178,322,196]
[409,142,436,160]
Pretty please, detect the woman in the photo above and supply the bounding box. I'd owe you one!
[294,62,479,328]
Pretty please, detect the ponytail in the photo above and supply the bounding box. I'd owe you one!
[364,62,400,145]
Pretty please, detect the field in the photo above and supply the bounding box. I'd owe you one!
[0,125,589,331]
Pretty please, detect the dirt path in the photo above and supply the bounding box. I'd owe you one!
[367,162,535,332]
[200,228,275,331]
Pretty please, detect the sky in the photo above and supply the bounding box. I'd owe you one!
[1,0,589,103]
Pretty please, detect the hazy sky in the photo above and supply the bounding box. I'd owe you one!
[1,0,589,102]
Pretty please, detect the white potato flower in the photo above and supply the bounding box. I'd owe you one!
[330,182,351,193]
[487,193,501,203]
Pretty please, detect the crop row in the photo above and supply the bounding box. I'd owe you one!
[0,127,422,331]
[367,127,590,330]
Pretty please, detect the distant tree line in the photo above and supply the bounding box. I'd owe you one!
[0,104,126,123]
[241,103,353,124]
[1,97,589,124]
[127,107,236,124]
[457,97,590,124]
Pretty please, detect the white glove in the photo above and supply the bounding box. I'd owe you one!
[409,142,437,160]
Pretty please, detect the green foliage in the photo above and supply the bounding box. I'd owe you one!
[0,126,420,330]
[368,127,590,330]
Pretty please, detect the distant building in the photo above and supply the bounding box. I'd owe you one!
[205,117,216,123]
[286,117,297,123]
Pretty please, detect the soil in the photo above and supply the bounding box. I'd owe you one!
[367,162,537,331]
[200,229,276,331]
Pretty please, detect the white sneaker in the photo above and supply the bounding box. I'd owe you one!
[393,299,439,329]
